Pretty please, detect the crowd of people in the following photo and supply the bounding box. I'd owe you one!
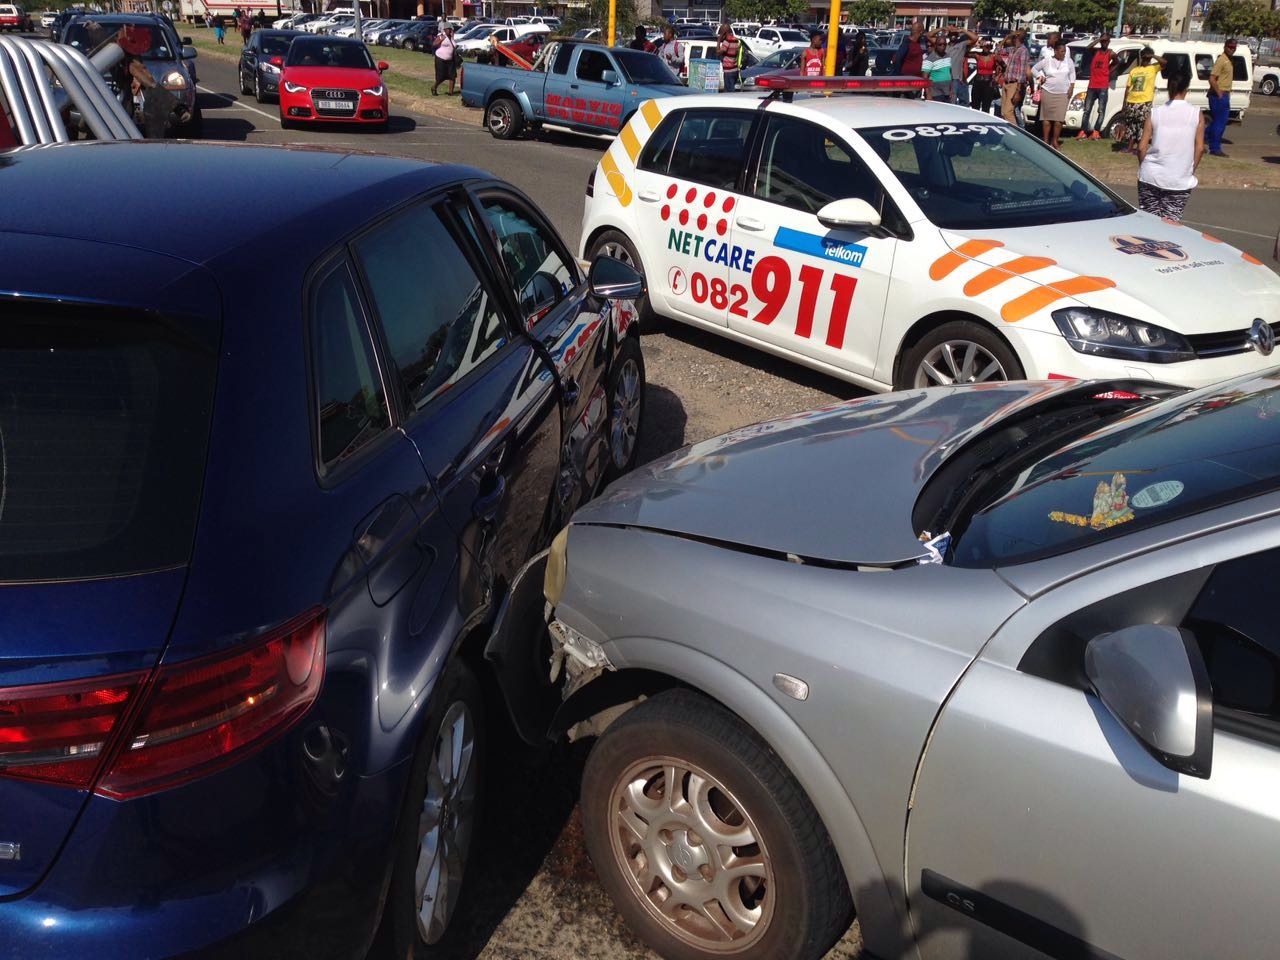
[204,8,269,45]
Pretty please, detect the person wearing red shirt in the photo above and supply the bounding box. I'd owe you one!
[802,31,825,76]
[1077,32,1114,140]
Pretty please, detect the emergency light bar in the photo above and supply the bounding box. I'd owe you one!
[755,73,929,93]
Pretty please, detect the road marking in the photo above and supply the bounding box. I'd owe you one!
[197,84,280,123]
[1184,219,1276,240]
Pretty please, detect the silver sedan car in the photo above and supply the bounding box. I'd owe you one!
[490,370,1280,960]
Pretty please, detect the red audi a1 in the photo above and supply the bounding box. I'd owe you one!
[278,34,390,131]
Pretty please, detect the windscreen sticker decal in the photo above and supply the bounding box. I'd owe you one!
[1132,480,1184,509]
[773,227,867,268]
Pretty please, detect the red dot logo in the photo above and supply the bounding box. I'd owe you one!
[666,183,678,199]
[679,209,689,226]
[703,192,716,208]
[660,205,670,221]
[697,213,708,231]
[685,187,697,203]
[716,219,727,236]
[723,196,736,213]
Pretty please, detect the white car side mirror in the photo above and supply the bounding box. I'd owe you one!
[816,197,881,231]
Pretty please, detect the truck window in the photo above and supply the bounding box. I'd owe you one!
[552,42,573,74]
[577,48,611,82]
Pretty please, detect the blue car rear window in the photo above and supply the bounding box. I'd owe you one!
[0,305,217,582]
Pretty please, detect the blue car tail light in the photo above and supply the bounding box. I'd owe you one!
[1,608,326,800]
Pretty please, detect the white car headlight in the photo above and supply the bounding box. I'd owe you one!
[161,70,188,90]
[1053,308,1196,363]
[260,60,281,74]
[362,84,385,96]
[284,80,308,93]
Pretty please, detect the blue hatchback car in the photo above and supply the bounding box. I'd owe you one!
[0,140,646,958]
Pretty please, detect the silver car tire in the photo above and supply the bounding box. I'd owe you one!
[380,659,484,955]
[897,320,1024,391]
[581,689,853,960]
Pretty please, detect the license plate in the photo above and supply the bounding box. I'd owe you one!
[316,99,354,110]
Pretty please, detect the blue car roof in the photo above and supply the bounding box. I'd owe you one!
[0,140,482,268]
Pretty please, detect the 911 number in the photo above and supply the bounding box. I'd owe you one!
[685,257,858,350]
[750,256,857,350]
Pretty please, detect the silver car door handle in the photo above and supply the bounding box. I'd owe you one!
[637,190,660,202]
[736,217,766,232]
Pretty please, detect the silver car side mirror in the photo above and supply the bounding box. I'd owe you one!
[588,255,644,301]
[1085,624,1213,780]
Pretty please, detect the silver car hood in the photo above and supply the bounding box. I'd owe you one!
[575,380,1117,566]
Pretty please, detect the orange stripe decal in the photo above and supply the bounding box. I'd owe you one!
[600,150,632,207]
[962,256,1057,296]
[1242,251,1263,265]
[640,98,662,130]
[1000,276,1116,323]
[619,122,642,163]
[1201,232,1224,243]
[929,239,1004,281]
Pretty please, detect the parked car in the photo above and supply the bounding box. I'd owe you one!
[462,39,695,139]
[1257,61,1280,95]
[739,24,810,57]
[739,46,803,87]
[0,136,646,960]
[1048,38,1253,133]
[278,35,388,129]
[39,8,56,29]
[61,13,200,135]
[495,370,1280,960]
[0,3,30,30]
[238,28,300,102]
[582,82,1280,392]
[455,22,541,55]
[395,19,436,51]
[370,17,407,43]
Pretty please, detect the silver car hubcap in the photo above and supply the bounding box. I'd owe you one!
[415,701,477,945]
[914,340,1008,388]
[609,757,774,951]
[488,103,510,135]
[610,358,641,469]
[599,241,634,268]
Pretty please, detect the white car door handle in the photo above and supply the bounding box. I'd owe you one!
[637,190,660,203]
[736,217,766,232]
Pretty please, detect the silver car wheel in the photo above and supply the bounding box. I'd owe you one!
[913,339,1008,388]
[487,100,513,136]
[414,700,477,945]
[610,358,642,469]
[608,756,774,951]
[599,241,634,268]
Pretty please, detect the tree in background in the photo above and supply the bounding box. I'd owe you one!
[1042,0,1111,31]
[971,0,1032,31]
[844,0,895,26]
[568,0,639,38]
[723,0,810,24]
[1123,3,1171,31]
[1204,0,1279,36]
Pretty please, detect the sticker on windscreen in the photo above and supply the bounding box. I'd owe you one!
[1048,472,1135,530]
[1132,480,1184,509]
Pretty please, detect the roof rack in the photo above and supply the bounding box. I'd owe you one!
[756,72,928,102]
[0,35,140,147]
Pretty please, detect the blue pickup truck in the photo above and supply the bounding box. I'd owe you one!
[461,39,695,139]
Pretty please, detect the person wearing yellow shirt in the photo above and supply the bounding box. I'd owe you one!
[1119,46,1163,155]
[1207,38,1237,157]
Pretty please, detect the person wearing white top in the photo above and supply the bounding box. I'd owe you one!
[1137,64,1205,221]
[1032,40,1075,149]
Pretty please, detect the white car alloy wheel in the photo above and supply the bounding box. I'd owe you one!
[913,340,1009,387]
[415,699,478,944]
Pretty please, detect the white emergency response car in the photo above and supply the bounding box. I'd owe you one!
[581,75,1280,391]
